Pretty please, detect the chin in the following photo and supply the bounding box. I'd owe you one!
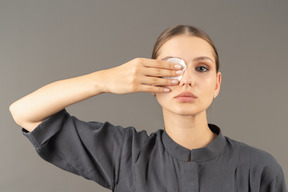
[168,106,203,116]
[158,98,209,116]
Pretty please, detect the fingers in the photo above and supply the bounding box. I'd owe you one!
[116,58,182,94]
[137,84,171,93]
[141,76,179,86]
[138,76,179,94]
[142,67,183,78]
[134,58,182,93]
[136,58,183,78]
[140,58,182,70]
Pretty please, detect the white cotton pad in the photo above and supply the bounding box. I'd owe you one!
[165,58,186,80]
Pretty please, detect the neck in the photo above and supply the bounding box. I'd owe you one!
[163,109,216,150]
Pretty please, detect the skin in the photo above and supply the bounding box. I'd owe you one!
[9,34,221,152]
[10,54,182,132]
[155,35,222,150]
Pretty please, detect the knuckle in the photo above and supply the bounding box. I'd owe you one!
[151,78,158,85]
[165,79,171,85]
[172,70,177,76]
[130,65,140,76]
[127,75,135,86]
[132,67,138,75]
[160,59,169,67]
[163,79,171,86]
[133,57,139,62]
[130,81,138,91]
[134,57,144,64]
[155,69,162,76]
[148,86,155,92]
[158,87,165,92]
[130,76,137,85]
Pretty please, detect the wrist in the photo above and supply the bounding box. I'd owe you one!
[89,70,110,95]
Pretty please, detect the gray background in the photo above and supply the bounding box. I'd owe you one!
[1,0,287,191]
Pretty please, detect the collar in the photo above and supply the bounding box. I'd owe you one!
[162,124,226,162]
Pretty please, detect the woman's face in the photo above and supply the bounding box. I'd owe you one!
[155,35,221,116]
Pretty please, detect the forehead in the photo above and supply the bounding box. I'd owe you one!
[157,35,215,62]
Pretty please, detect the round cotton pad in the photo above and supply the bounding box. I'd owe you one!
[165,58,186,80]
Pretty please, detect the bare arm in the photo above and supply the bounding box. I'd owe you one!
[9,70,106,132]
[9,58,182,132]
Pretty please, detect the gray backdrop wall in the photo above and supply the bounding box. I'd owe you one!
[1,0,287,191]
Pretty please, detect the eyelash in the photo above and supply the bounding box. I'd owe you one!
[196,65,209,72]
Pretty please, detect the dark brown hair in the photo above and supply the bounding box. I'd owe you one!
[152,25,220,72]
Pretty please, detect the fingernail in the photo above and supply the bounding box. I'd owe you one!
[175,64,182,69]
[172,79,179,84]
[164,88,170,92]
[176,70,183,74]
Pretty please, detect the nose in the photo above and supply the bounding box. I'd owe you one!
[179,69,194,87]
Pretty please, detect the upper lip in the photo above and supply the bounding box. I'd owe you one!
[174,92,197,98]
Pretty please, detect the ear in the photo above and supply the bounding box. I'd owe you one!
[214,72,222,98]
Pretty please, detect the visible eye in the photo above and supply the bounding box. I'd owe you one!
[196,66,209,72]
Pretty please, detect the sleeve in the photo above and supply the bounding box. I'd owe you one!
[245,144,287,192]
[260,167,287,192]
[22,109,141,190]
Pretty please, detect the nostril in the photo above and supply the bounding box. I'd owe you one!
[180,78,193,86]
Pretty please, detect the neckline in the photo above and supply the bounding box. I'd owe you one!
[162,124,226,162]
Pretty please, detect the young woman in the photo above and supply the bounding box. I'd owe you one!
[10,25,286,191]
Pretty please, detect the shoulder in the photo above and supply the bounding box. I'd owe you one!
[226,136,279,166]
[225,136,283,182]
[116,127,163,163]
[123,126,162,139]
[123,126,163,147]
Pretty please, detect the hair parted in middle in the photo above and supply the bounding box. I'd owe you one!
[151,25,220,73]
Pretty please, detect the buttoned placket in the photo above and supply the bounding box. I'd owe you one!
[180,159,199,192]
[162,124,226,192]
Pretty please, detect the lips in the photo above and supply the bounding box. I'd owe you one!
[175,92,197,98]
[174,92,197,102]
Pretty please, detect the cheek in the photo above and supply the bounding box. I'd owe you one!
[198,75,216,95]
[155,91,177,110]
[155,92,170,105]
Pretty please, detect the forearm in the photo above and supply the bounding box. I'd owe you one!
[10,58,181,132]
[9,70,107,131]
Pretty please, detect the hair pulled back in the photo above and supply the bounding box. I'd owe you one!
[152,25,219,72]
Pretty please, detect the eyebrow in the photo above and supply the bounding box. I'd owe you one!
[161,56,214,63]
[193,56,214,63]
